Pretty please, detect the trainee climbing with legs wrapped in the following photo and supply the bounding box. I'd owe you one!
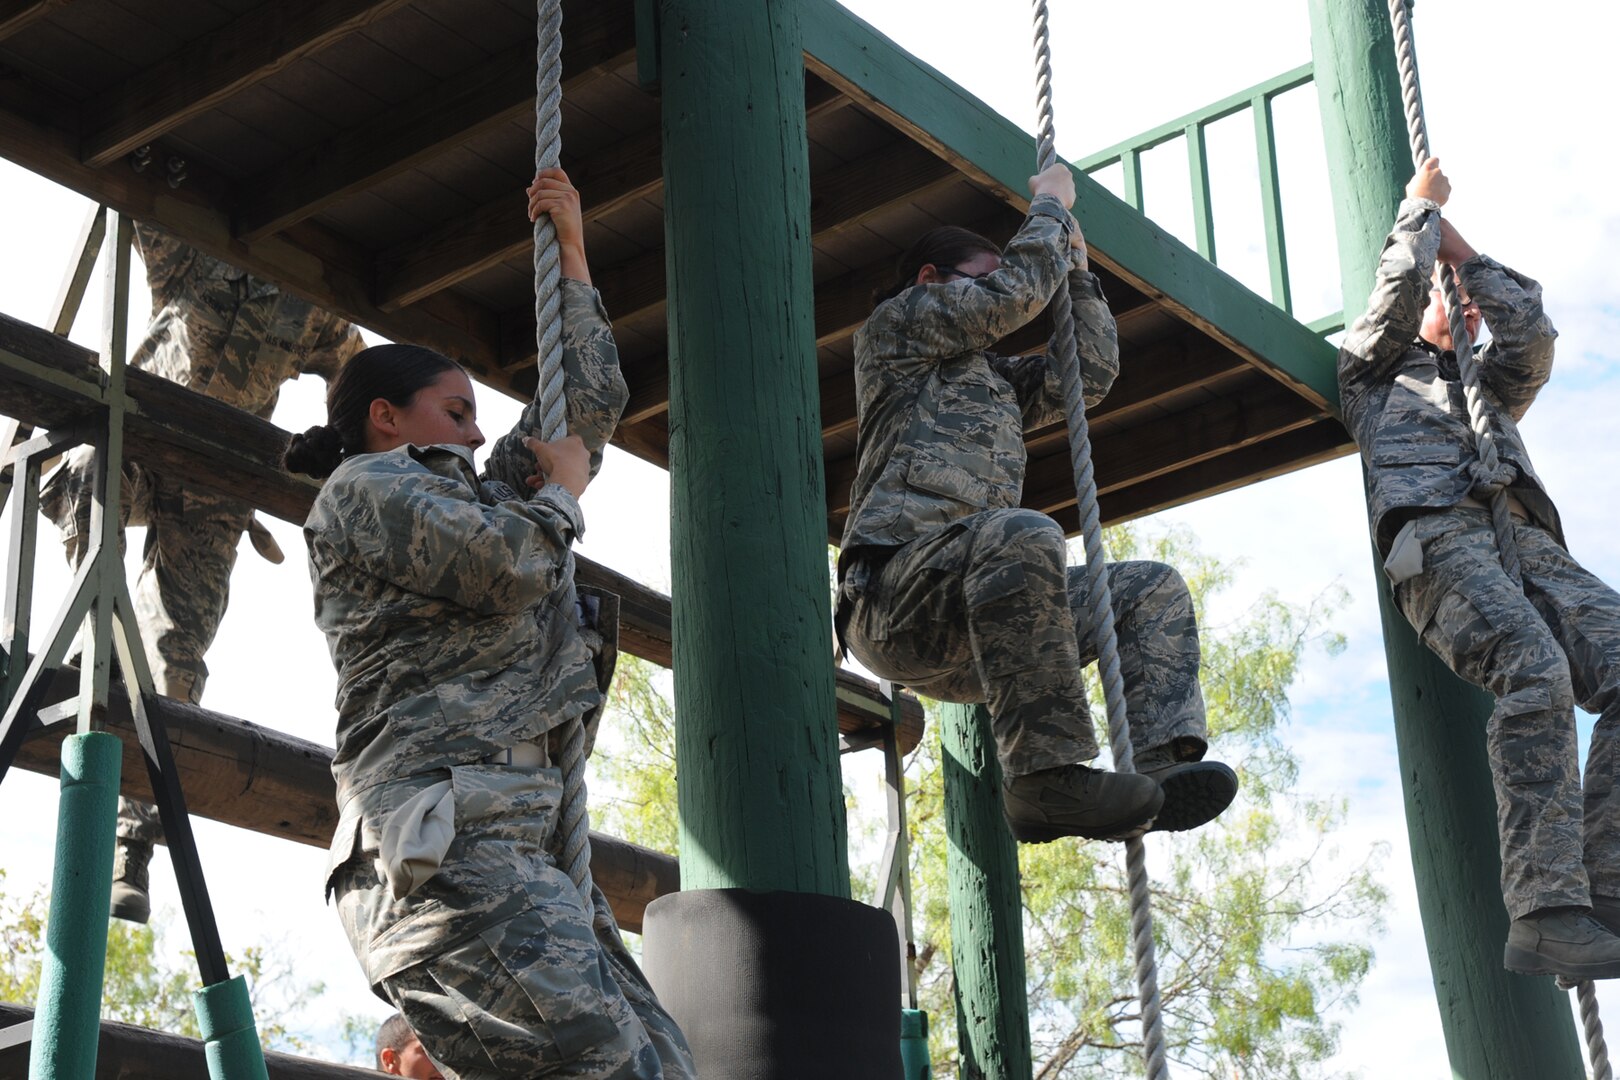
[834,161,1239,845]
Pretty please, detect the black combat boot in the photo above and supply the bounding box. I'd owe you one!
[109,839,152,924]
[1137,759,1239,833]
[1504,907,1620,980]
[1002,764,1164,843]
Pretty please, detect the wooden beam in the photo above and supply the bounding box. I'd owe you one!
[0,1003,381,1080]
[80,0,414,169]
[375,78,848,313]
[1020,377,1325,515]
[235,1,637,242]
[10,667,675,931]
[0,0,69,43]
[0,94,516,383]
[799,0,1342,413]
[0,313,924,751]
[1090,419,1352,526]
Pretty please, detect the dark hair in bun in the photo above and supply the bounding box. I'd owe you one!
[282,343,463,478]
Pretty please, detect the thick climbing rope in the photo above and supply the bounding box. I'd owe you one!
[1385,3,1608,1074]
[535,0,595,909]
[1029,4,1170,1078]
[1386,0,1522,585]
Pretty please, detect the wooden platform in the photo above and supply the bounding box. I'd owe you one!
[0,1003,381,1079]
[0,311,925,754]
[0,0,1350,540]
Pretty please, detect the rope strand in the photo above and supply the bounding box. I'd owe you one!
[536,0,595,910]
[1387,0,1522,585]
[1030,3,1169,1076]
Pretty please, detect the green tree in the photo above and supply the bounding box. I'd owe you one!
[597,525,1388,1077]
[0,872,330,1053]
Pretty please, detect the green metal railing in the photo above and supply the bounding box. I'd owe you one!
[1077,63,1344,334]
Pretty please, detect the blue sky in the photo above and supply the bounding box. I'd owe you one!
[1,0,1616,1074]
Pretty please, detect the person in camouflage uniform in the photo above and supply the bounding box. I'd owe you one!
[836,163,1237,843]
[1341,157,1620,980]
[286,168,694,1080]
[38,220,365,923]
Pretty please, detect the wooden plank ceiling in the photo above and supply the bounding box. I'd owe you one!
[0,0,1352,537]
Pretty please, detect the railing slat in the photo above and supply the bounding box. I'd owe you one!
[1121,148,1143,211]
[1186,122,1215,262]
[1253,93,1293,314]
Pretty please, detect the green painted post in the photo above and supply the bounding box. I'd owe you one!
[899,1008,931,1079]
[195,976,269,1080]
[941,703,1031,1080]
[1309,1,1584,1074]
[1121,150,1144,212]
[29,731,120,1080]
[658,0,848,897]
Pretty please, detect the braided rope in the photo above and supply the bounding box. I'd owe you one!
[1031,4,1169,1077]
[1388,4,1608,1071]
[536,0,594,907]
[1578,979,1616,1080]
[1387,0,1522,585]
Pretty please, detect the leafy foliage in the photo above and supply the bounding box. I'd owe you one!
[0,872,329,1053]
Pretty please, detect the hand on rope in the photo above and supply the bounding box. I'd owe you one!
[522,433,592,498]
[527,167,591,285]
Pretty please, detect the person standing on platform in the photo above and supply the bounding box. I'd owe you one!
[41,222,365,923]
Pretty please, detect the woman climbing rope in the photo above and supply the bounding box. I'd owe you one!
[834,161,1237,843]
[1340,156,1620,981]
[284,168,696,1079]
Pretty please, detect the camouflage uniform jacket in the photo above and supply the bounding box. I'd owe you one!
[306,281,626,978]
[132,222,365,416]
[1338,197,1561,552]
[838,193,1118,572]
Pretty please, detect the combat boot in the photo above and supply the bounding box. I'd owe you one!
[1138,759,1239,833]
[1504,907,1620,980]
[1592,896,1620,936]
[1002,764,1164,843]
[109,840,152,925]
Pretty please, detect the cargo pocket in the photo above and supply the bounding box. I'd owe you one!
[378,780,455,901]
[427,905,623,1068]
[1493,685,1561,786]
[323,814,364,903]
[965,559,1034,679]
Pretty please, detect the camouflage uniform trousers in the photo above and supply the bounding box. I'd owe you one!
[330,763,695,1080]
[842,507,1206,777]
[1392,506,1620,918]
[41,446,253,846]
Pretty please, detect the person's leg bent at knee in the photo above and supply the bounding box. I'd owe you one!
[1073,559,1237,833]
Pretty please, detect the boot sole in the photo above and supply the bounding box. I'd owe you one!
[1006,787,1166,845]
[1504,944,1620,981]
[1148,762,1238,833]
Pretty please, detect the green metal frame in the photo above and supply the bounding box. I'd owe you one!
[0,209,269,1080]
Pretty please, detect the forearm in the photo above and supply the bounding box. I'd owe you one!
[1339,197,1441,380]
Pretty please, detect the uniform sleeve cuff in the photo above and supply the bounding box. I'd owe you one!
[532,483,585,539]
[560,277,611,325]
[1028,192,1071,222]
[1068,268,1106,300]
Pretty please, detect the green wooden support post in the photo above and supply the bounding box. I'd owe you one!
[658,0,848,897]
[1185,122,1215,262]
[1251,94,1293,314]
[1309,1,1585,1074]
[941,703,1031,1080]
[29,731,120,1080]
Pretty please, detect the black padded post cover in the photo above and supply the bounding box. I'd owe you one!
[642,888,902,1078]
